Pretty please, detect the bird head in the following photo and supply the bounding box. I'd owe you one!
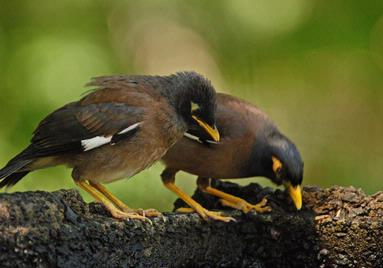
[171,72,220,142]
[249,129,303,210]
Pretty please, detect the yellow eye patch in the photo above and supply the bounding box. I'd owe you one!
[272,156,282,173]
[191,102,200,112]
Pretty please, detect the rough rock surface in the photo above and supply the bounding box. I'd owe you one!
[0,181,382,267]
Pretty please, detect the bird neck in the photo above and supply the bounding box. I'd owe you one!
[243,142,269,178]
[242,129,278,179]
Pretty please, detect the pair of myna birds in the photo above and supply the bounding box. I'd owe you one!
[0,72,303,222]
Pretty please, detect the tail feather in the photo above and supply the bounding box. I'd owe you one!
[0,159,32,180]
[0,171,30,189]
[0,159,33,189]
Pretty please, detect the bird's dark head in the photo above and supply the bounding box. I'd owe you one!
[248,128,304,209]
[168,72,220,142]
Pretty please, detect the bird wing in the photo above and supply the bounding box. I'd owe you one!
[18,76,166,159]
[26,101,145,158]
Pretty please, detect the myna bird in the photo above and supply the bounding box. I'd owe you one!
[0,71,220,220]
[162,93,304,222]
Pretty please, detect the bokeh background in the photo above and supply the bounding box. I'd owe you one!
[0,1,382,211]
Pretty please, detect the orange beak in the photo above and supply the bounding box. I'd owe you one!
[192,115,220,142]
[284,182,302,210]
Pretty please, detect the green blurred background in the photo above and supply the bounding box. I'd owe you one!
[0,1,382,211]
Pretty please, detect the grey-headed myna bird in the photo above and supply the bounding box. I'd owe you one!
[0,72,220,220]
[162,93,303,222]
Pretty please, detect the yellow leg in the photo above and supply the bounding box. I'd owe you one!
[76,181,149,221]
[164,182,235,222]
[203,186,272,214]
[88,182,161,217]
[176,207,196,213]
[176,197,270,214]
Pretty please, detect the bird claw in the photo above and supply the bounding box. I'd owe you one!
[202,210,236,222]
[219,196,272,214]
[109,209,152,223]
[255,196,272,212]
[142,208,162,218]
[121,207,162,218]
[176,207,196,213]
[176,207,236,222]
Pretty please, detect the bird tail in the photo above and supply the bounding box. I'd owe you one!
[0,150,34,189]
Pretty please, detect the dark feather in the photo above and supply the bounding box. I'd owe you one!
[0,171,30,189]
[29,102,144,158]
[0,153,33,189]
[111,127,139,145]
[0,159,32,181]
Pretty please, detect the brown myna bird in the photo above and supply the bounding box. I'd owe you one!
[0,71,220,220]
[162,93,303,222]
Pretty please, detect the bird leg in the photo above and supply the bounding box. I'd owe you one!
[88,181,161,217]
[161,168,235,222]
[75,180,150,221]
[197,177,272,214]
[219,197,270,213]
[179,198,270,214]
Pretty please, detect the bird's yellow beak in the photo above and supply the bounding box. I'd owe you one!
[284,182,302,210]
[192,115,220,142]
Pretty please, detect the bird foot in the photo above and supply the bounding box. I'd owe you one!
[176,207,236,222]
[176,207,196,213]
[108,208,152,223]
[219,196,272,214]
[121,208,162,218]
[202,209,236,222]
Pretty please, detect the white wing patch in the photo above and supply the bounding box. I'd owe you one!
[184,132,219,144]
[118,122,141,134]
[81,136,112,151]
[184,132,202,143]
[81,122,142,151]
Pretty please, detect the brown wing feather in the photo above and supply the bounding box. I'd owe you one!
[20,75,167,158]
[82,75,163,105]
[27,79,157,158]
[28,102,144,157]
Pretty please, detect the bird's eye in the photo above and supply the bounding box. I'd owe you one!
[191,102,200,112]
[272,156,283,176]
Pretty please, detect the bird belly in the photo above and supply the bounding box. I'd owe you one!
[162,138,247,179]
[73,141,169,184]
[90,168,138,184]
[71,105,183,184]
